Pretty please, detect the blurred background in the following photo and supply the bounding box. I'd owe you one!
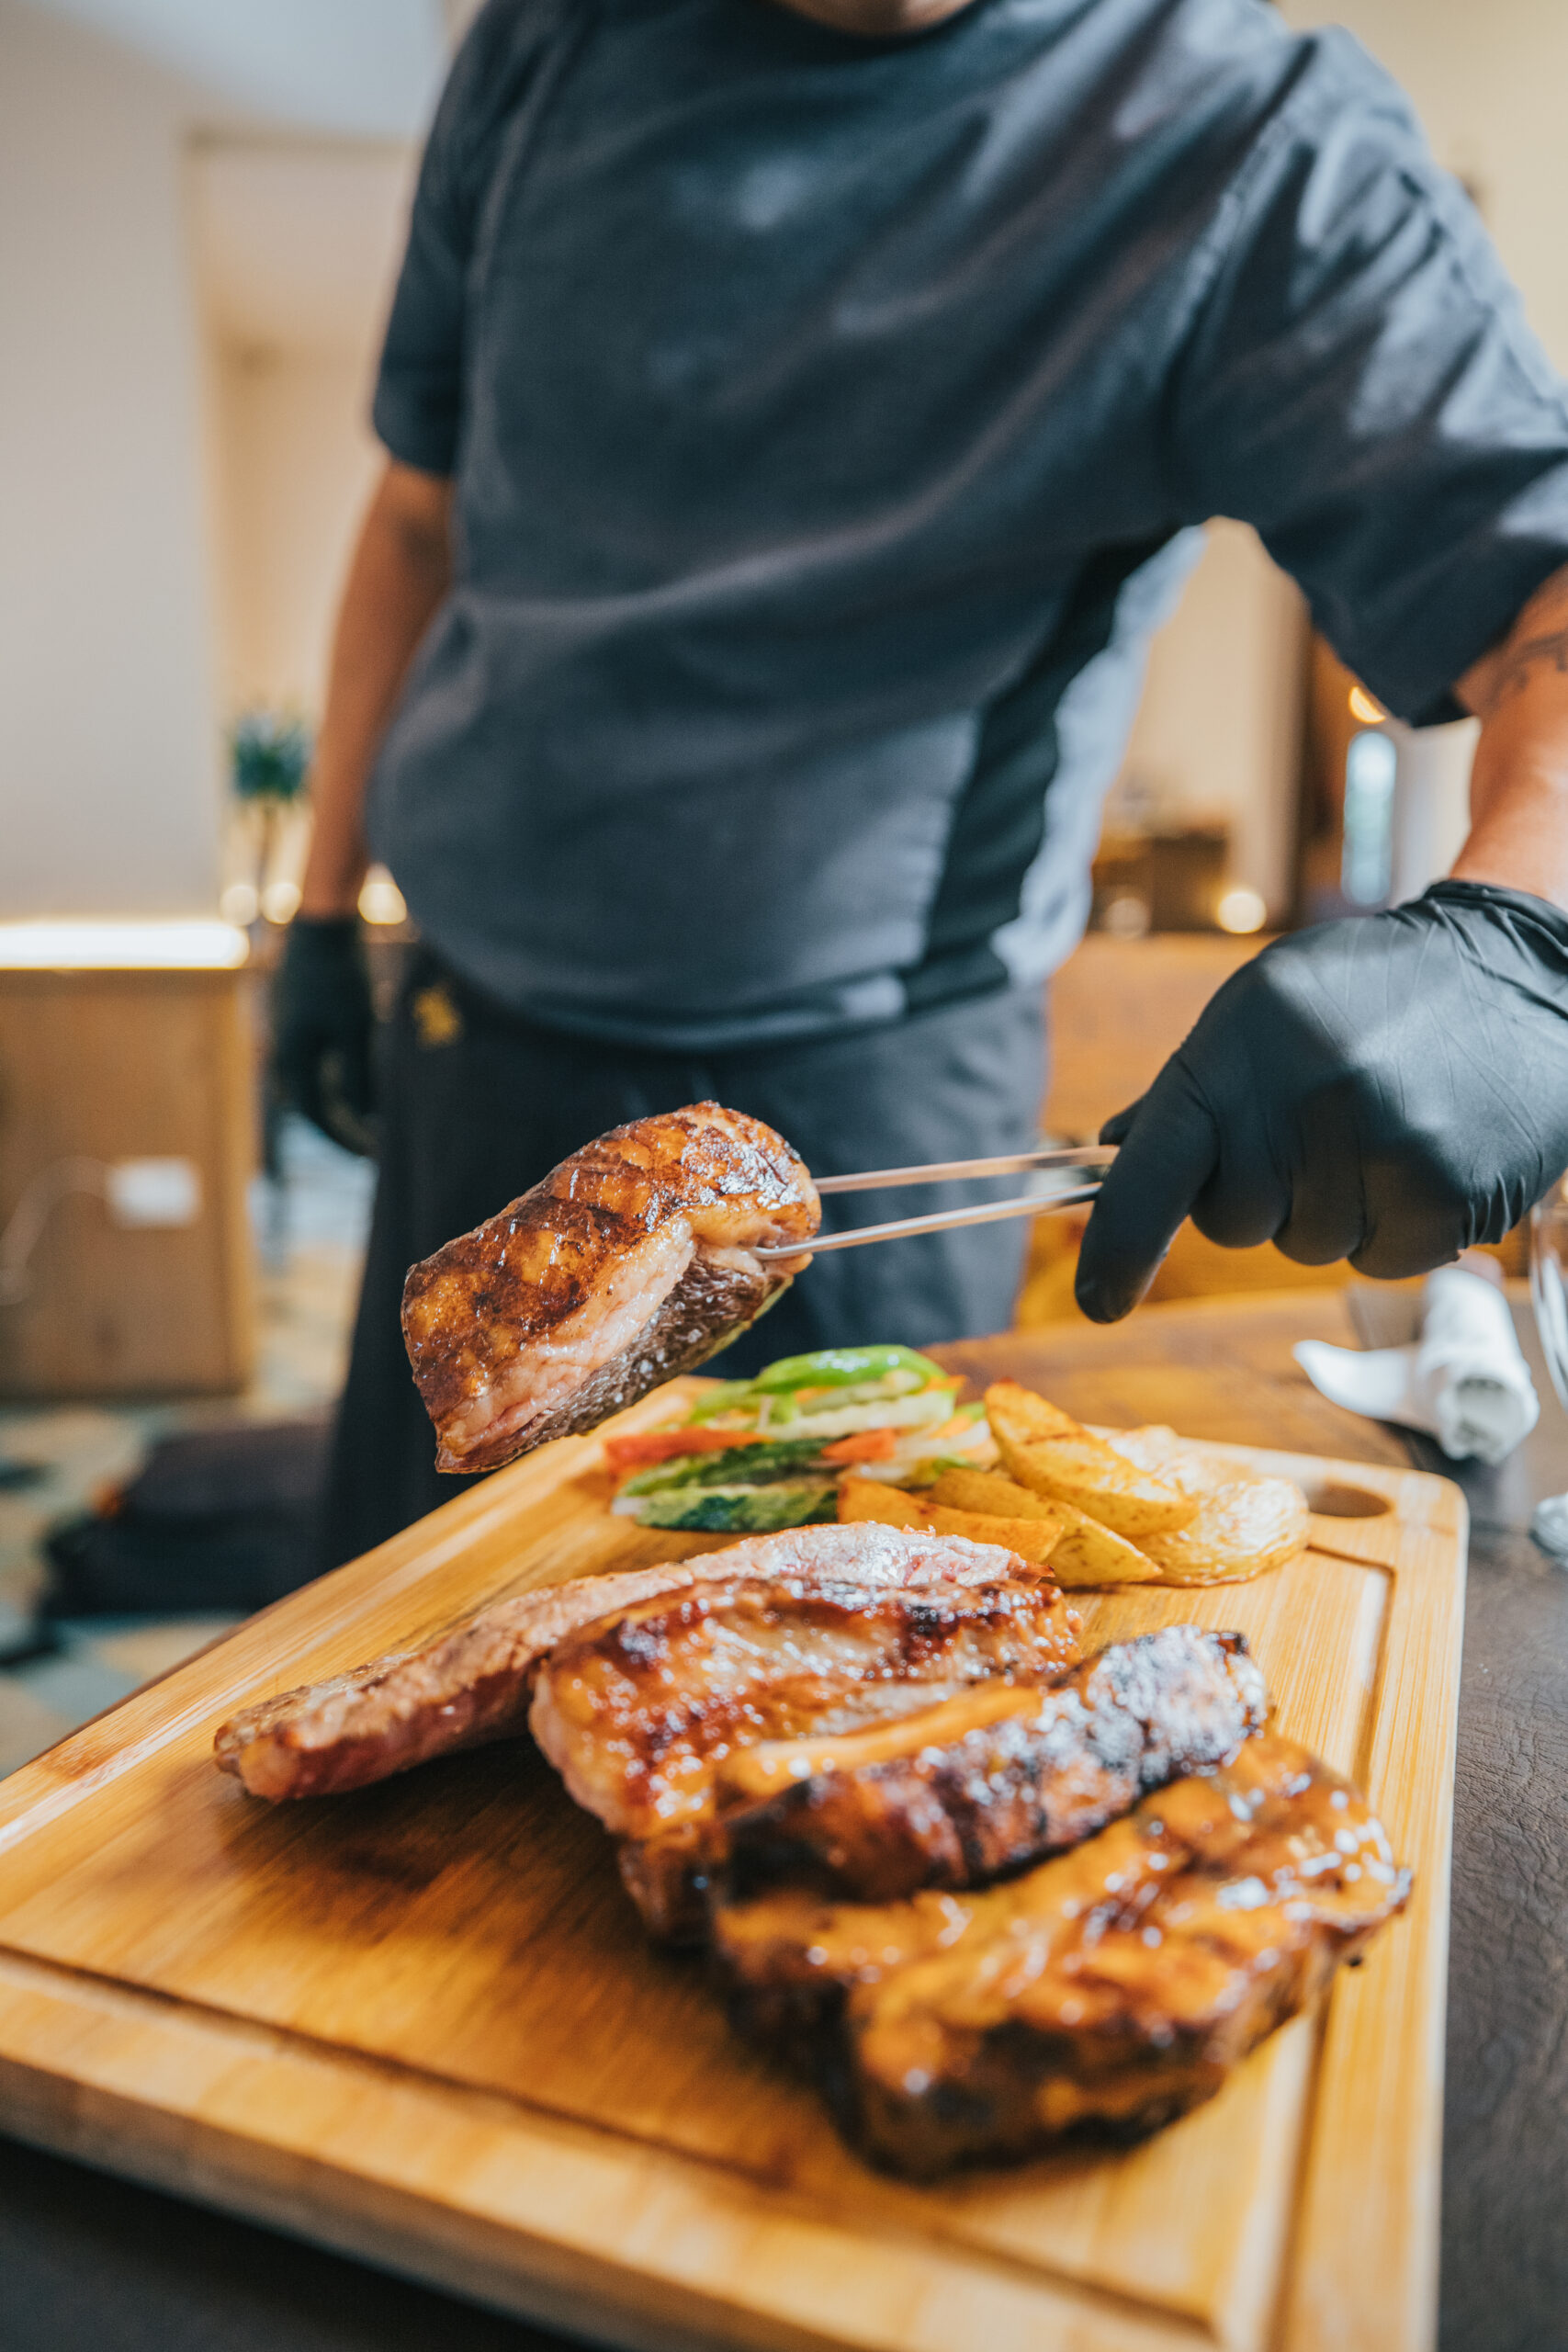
[0,0,1562,1769]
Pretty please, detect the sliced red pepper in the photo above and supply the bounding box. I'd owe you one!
[604,1426,763,1475]
[819,1428,901,1464]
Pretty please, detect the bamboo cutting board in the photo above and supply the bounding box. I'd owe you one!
[0,1380,1465,2352]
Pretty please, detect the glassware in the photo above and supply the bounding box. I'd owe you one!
[1528,1180,1568,1555]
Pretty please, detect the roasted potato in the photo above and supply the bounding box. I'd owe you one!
[1098,1423,1217,1498]
[1098,1422,1309,1582]
[925,1466,1157,1588]
[837,1474,1062,1568]
[1043,1500,1161,1587]
[925,1466,1060,1521]
[985,1381,1198,1538]
[1135,1472,1309,1584]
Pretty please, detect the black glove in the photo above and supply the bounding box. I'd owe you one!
[1076,880,1568,1322]
[271,916,378,1159]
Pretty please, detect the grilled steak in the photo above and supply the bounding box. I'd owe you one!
[400,1102,819,1473]
[530,1548,1080,1939]
[715,1732,1410,2177]
[213,1523,1061,1804]
[714,1626,1268,1904]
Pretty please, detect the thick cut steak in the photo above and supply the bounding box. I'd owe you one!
[715,1733,1410,2177]
[213,1523,1057,1804]
[530,1551,1080,1939]
[400,1102,819,1473]
[715,1626,1268,1903]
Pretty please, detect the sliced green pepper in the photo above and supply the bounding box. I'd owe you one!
[747,1344,945,1396]
[684,1380,760,1425]
[617,1438,836,1497]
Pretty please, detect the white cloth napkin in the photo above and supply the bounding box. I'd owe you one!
[1294,1264,1540,1466]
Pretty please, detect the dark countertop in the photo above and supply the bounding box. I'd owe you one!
[3,1291,1564,2352]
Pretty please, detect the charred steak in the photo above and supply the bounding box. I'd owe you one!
[213,1523,1066,1805]
[715,1731,1410,2177]
[529,1545,1080,1939]
[400,1102,819,1473]
[714,1625,1268,1904]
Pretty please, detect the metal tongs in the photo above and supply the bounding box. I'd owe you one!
[754,1145,1114,1260]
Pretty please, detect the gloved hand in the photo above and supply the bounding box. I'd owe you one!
[1076,880,1568,1322]
[271,916,378,1158]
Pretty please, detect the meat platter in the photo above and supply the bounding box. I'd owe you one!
[0,1377,1463,2352]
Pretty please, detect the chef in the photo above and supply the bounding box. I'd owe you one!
[276,0,1568,1565]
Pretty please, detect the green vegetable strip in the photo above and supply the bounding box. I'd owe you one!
[748,1344,945,1395]
[616,1438,839,1497]
[628,1482,839,1532]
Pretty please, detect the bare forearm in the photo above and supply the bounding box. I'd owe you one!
[299,459,454,919]
[1454,562,1568,912]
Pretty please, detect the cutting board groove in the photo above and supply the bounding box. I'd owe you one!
[0,1382,1464,2352]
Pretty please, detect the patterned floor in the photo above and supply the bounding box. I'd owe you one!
[0,1120,373,1779]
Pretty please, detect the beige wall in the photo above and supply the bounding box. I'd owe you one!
[1279,0,1568,371]
[1123,0,1568,916]
[1118,524,1307,918]
[209,342,383,717]
[0,0,221,917]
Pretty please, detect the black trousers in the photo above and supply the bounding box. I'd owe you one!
[320,951,1047,1568]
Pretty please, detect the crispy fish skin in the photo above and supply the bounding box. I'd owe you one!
[715,1734,1410,2177]
[401,1103,819,1474]
[714,1626,1268,1904]
[213,1524,1054,1804]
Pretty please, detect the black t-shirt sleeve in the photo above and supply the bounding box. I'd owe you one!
[1168,31,1568,723]
[373,0,544,478]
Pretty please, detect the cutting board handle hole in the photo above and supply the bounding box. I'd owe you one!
[1303,1481,1392,1519]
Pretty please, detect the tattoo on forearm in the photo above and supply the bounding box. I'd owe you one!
[1487,623,1568,705]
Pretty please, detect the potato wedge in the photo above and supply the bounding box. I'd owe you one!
[985,1381,1198,1538]
[926,1466,1060,1521]
[836,1474,1062,1568]
[850,1469,1150,1588]
[980,1387,1081,1443]
[836,1476,930,1531]
[1044,1500,1161,1587]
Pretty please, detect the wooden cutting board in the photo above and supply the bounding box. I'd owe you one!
[0,1380,1465,2352]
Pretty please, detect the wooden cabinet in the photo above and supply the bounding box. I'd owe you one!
[0,965,255,1397]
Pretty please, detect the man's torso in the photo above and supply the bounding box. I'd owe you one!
[370,0,1307,1043]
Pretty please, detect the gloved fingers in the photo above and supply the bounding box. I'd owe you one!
[1269,1170,1368,1267]
[1075,1056,1219,1322]
[273,1030,333,1137]
[1187,1135,1298,1254]
[1346,1159,1468,1281]
[1097,1098,1145,1148]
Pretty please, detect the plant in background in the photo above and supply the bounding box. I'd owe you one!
[227,709,312,922]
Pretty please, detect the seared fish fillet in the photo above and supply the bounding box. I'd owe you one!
[401,1102,819,1473]
[715,1626,1268,1904]
[213,1523,1057,1804]
[716,1732,1410,2177]
[530,1545,1080,1939]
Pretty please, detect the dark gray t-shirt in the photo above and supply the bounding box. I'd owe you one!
[369,0,1568,1048]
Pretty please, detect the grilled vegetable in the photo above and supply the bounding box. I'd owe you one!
[608,1345,991,1529]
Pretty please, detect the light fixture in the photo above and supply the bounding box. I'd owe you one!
[1215,886,1268,935]
[358,866,409,926]
[261,879,302,924]
[1348,684,1384,725]
[0,921,249,970]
